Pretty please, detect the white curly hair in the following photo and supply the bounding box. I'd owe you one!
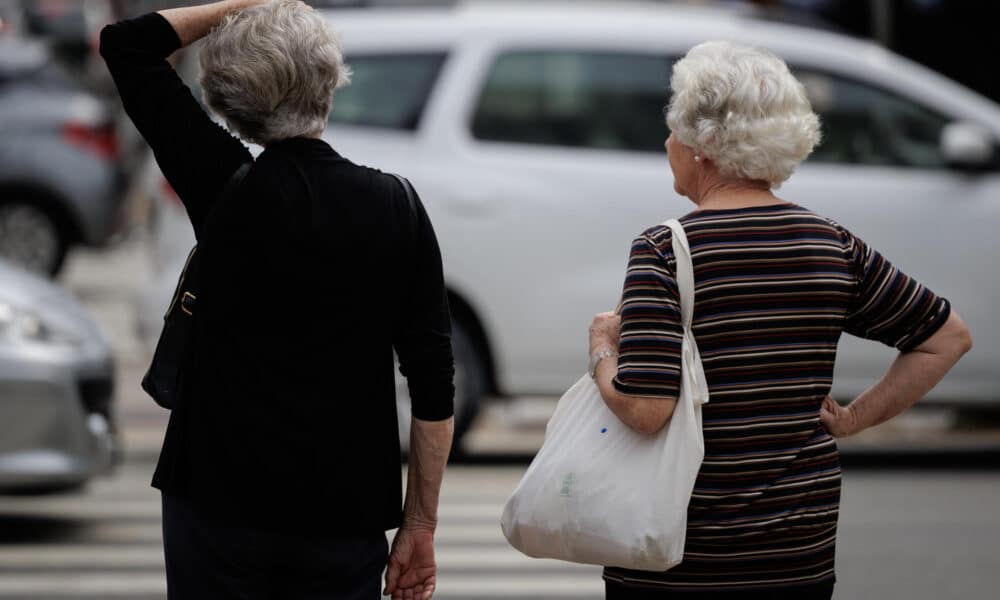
[666,41,821,186]
[199,0,351,145]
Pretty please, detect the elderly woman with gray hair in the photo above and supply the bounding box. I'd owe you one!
[588,42,971,599]
[101,2,454,599]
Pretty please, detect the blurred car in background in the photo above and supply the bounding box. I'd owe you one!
[0,258,117,494]
[136,2,1000,446]
[0,34,124,275]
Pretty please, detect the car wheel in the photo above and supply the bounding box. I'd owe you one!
[0,201,68,276]
[395,318,486,453]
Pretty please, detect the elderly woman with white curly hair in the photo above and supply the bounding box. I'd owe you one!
[101,2,455,599]
[588,42,971,599]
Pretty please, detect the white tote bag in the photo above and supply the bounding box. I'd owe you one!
[501,219,709,572]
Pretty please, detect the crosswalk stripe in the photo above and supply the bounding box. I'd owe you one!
[0,574,167,595]
[0,464,609,599]
[439,576,603,596]
[0,573,604,598]
[0,544,597,573]
[71,522,516,545]
[0,500,507,521]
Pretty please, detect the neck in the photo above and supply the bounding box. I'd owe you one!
[264,131,326,149]
[693,178,779,210]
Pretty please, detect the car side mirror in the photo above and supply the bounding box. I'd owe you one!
[941,121,995,169]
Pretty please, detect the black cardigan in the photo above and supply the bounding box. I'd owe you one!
[101,13,454,533]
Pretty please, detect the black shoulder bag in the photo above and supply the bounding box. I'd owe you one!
[141,162,252,409]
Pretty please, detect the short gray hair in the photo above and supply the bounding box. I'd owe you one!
[666,41,820,185]
[199,0,351,145]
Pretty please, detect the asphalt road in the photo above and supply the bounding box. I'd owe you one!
[1,237,995,599]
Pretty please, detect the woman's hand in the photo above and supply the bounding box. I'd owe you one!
[384,525,437,600]
[159,0,266,48]
[819,395,861,438]
[589,311,621,354]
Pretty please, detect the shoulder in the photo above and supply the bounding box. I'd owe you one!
[629,224,674,277]
[338,160,411,202]
[355,162,401,188]
[343,163,422,226]
[778,205,863,263]
[822,218,854,246]
[810,211,860,255]
[629,224,675,268]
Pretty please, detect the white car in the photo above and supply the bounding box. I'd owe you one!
[138,2,1000,445]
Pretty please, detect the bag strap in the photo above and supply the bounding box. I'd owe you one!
[213,162,252,221]
[663,219,695,330]
[664,218,710,407]
[390,173,419,240]
[199,161,252,241]
[224,162,252,198]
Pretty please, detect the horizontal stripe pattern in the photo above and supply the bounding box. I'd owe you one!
[606,204,949,591]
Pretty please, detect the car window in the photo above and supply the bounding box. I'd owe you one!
[329,53,446,130]
[796,70,950,168]
[471,51,672,153]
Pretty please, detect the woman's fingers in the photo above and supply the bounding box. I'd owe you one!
[819,395,859,438]
[819,395,842,435]
[383,563,399,595]
[390,576,435,600]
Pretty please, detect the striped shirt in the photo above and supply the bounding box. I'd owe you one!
[604,203,950,592]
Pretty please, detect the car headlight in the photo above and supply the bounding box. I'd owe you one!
[0,301,84,347]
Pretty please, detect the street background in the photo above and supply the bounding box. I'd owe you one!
[3,0,1000,598]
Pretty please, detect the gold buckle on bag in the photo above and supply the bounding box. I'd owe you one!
[180,292,197,316]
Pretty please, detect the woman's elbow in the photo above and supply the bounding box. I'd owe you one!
[946,311,973,357]
[631,420,667,436]
[627,399,677,435]
[916,310,973,359]
[98,23,127,61]
[956,322,973,356]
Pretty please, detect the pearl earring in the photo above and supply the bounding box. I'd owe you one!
[694,155,701,162]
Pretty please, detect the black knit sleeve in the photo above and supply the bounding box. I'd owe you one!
[100,12,252,238]
[392,184,456,421]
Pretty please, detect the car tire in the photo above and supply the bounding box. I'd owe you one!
[450,317,486,449]
[395,317,486,453]
[0,200,69,276]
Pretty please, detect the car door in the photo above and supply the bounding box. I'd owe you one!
[783,67,1000,403]
[437,48,681,394]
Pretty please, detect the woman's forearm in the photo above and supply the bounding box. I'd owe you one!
[595,358,676,435]
[849,350,958,430]
[159,0,264,47]
[403,417,454,530]
[848,311,972,432]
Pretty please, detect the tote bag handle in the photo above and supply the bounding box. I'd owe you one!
[663,219,695,330]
